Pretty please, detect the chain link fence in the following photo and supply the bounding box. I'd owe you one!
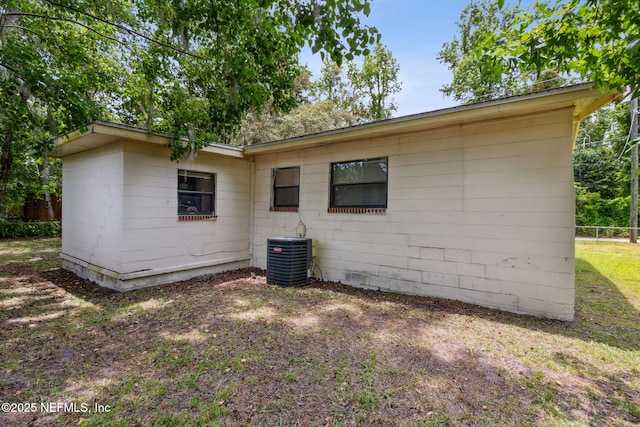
[575,225,638,241]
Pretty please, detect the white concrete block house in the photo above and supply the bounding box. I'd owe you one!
[51,84,619,321]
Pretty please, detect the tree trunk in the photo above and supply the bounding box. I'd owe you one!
[41,152,55,220]
[0,130,14,211]
[44,106,56,220]
[145,82,155,130]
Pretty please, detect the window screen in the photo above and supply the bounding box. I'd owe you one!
[177,170,215,215]
[330,158,388,208]
[273,167,300,208]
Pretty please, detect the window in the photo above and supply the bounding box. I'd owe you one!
[177,170,215,219]
[330,157,388,210]
[272,167,300,210]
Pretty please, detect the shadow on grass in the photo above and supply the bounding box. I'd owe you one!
[6,238,637,352]
[302,258,640,352]
[571,257,640,349]
[2,238,639,426]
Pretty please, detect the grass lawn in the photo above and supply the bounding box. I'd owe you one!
[1,238,639,426]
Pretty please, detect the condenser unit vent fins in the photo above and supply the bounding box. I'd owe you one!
[267,237,312,286]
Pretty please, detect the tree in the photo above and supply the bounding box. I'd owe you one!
[239,62,356,145]
[573,103,629,199]
[238,65,355,145]
[441,0,639,231]
[572,101,636,231]
[1,0,126,215]
[573,143,620,200]
[309,58,360,127]
[476,0,640,98]
[311,44,401,123]
[438,0,571,103]
[241,44,402,144]
[115,0,379,159]
[1,0,379,212]
[348,43,401,121]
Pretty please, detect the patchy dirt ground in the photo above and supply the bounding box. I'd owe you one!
[1,238,639,426]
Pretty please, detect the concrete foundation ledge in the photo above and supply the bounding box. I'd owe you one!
[61,253,251,291]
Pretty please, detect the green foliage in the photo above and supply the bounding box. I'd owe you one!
[310,58,359,122]
[113,0,379,159]
[573,101,636,231]
[575,184,632,232]
[0,220,61,238]
[573,142,621,200]
[474,0,640,97]
[1,153,62,214]
[1,0,379,211]
[606,103,638,197]
[348,43,401,121]
[1,0,125,211]
[238,63,356,145]
[311,44,401,122]
[240,45,401,144]
[438,0,571,103]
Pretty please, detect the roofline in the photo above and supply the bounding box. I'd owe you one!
[50,121,244,158]
[51,83,621,159]
[244,83,622,155]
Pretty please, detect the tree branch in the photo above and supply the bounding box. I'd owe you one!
[41,0,207,60]
[0,61,16,73]
[1,13,135,56]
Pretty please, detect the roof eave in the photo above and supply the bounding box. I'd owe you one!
[50,83,621,159]
[49,121,244,159]
[244,84,621,155]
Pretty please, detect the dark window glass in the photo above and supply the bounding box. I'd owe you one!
[273,167,300,208]
[178,170,215,215]
[330,158,388,208]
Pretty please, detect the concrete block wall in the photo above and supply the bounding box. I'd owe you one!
[61,142,124,273]
[62,140,253,290]
[251,109,576,320]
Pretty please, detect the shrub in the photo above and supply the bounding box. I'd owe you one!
[0,220,61,238]
[575,184,634,237]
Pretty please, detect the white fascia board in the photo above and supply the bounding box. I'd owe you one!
[51,84,620,159]
[50,121,244,159]
[244,84,620,155]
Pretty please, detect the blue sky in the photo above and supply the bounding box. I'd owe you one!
[300,1,519,117]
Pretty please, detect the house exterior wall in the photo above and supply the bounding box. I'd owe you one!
[62,140,252,290]
[251,109,576,320]
[120,141,252,286]
[61,142,125,275]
